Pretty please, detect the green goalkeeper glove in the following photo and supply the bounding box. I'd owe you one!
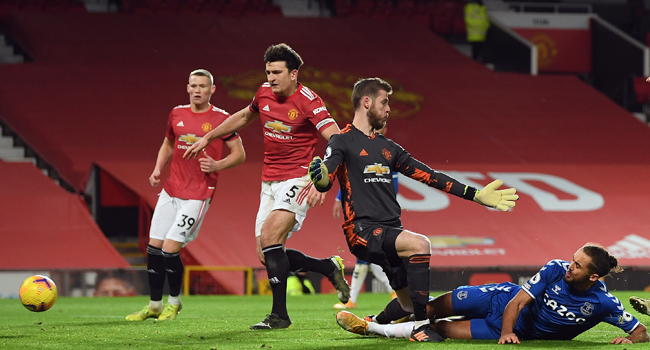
[308,156,329,189]
[474,179,518,212]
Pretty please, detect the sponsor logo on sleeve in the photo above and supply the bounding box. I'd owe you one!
[324,146,332,160]
[312,106,327,115]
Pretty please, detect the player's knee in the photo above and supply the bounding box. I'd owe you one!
[260,225,285,244]
[414,236,431,255]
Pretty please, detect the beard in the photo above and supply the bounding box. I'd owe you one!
[367,106,386,131]
[563,272,590,286]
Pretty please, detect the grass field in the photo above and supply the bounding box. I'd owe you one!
[3,291,650,349]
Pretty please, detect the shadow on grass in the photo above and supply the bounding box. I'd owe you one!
[0,334,29,340]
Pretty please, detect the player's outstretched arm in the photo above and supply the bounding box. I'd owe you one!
[611,324,649,344]
[183,106,257,160]
[474,179,519,212]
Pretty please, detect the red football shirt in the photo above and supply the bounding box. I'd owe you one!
[163,104,239,200]
[250,82,336,181]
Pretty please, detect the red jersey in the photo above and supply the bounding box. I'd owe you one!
[250,82,336,181]
[163,104,239,200]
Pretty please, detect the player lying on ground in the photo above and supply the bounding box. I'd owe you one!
[336,242,649,344]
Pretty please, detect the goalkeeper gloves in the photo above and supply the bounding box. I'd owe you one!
[308,156,329,189]
[474,179,518,212]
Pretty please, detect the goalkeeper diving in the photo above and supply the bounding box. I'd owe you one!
[308,77,518,342]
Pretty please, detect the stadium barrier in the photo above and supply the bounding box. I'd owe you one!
[183,266,254,296]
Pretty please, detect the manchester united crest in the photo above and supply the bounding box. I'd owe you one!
[288,108,299,120]
[382,148,392,161]
[201,123,212,132]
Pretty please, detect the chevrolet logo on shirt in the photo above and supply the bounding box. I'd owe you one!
[364,163,390,175]
[179,134,202,145]
[265,120,292,133]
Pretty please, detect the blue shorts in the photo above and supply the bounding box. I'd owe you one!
[450,282,520,340]
[356,259,369,265]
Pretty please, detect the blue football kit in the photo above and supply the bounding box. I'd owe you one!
[451,259,640,340]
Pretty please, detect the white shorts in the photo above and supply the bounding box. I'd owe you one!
[255,174,313,238]
[149,189,210,247]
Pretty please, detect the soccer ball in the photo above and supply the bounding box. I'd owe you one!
[19,275,58,312]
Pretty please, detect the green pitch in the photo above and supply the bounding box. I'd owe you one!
[2,291,650,349]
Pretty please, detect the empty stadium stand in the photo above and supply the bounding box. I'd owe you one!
[0,160,129,270]
[3,7,650,293]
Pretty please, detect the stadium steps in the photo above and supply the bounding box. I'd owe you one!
[0,123,77,189]
[0,124,35,165]
[0,34,24,64]
[111,240,146,267]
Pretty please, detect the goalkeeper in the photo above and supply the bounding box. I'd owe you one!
[308,77,518,342]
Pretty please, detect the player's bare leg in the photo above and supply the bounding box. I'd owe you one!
[427,292,456,320]
[430,318,472,339]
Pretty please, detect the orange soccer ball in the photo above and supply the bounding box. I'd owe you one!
[19,275,58,312]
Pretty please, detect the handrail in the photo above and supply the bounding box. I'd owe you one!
[507,2,592,13]
[183,265,254,296]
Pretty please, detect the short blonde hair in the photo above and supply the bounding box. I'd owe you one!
[189,69,214,86]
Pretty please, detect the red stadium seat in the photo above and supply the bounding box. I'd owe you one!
[66,0,87,13]
[20,0,48,12]
[334,0,353,18]
[392,0,415,20]
[178,0,204,13]
[350,0,375,18]
[371,0,393,19]
[155,0,182,14]
[0,0,21,18]
[633,76,650,104]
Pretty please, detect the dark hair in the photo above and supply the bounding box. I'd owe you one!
[189,69,214,86]
[263,43,303,72]
[582,242,623,277]
[351,77,393,110]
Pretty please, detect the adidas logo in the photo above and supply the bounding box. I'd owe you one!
[607,234,650,259]
[359,149,368,156]
[177,121,184,127]
[262,105,270,112]
[269,277,281,285]
[283,198,291,204]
